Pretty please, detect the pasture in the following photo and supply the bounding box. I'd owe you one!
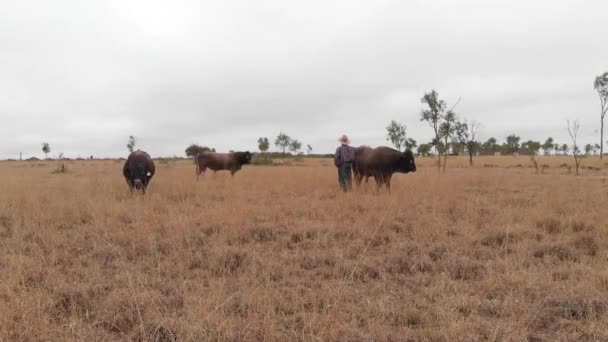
[0,156,607,341]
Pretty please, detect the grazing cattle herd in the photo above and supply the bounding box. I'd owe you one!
[123,146,415,193]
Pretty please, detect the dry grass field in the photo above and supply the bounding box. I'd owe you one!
[1,156,607,341]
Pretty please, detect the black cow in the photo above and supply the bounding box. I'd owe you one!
[123,150,156,194]
[353,146,416,190]
[195,151,251,180]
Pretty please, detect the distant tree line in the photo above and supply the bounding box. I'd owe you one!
[403,134,600,158]
[383,86,604,172]
[30,71,606,170]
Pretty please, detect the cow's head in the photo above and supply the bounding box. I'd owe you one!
[133,178,144,190]
[236,151,252,165]
[132,163,151,191]
[399,150,416,173]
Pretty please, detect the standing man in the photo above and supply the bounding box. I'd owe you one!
[335,134,356,192]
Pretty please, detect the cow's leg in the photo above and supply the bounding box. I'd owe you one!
[230,166,241,177]
[385,175,392,193]
[126,179,134,193]
[141,179,149,195]
[196,166,206,181]
[374,175,383,192]
[354,171,363,187]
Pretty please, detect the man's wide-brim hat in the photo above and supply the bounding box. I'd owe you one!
[338,134,350,145]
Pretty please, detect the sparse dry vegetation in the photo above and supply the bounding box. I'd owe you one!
[0,156,607,341]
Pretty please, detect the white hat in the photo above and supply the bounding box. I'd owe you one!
[338,134,350,145]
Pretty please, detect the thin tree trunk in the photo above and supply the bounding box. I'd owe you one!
[437,153,441,171]
[469,152,473,166]
[434,128,441,173]
[601,117,604,159]
[435,140,441,172]
[442,138,448,172]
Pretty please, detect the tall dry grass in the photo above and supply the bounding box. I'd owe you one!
[0,156,607,341]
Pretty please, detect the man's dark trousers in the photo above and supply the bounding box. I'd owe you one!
[338,162,353,192]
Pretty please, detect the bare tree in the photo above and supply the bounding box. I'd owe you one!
[567,119,585,175]
[454,119,481,166]
[529,155,540,174]
[594,72,608,158]
[56,152,67,173]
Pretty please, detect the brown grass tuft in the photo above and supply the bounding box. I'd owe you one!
[1,156,608,340]
[449,258,487,281]
[573,236,599,256]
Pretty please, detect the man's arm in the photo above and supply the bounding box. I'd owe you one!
[334,147,341,167]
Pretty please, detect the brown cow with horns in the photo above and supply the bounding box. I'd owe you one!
[195,151,252,180]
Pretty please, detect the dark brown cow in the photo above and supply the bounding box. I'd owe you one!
[195,151,252,180]
[123,150,156,194]
[353,146,416,190]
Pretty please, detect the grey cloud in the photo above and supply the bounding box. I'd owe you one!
[1,0,607,159]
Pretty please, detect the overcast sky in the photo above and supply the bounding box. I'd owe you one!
[1,0,607,158]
